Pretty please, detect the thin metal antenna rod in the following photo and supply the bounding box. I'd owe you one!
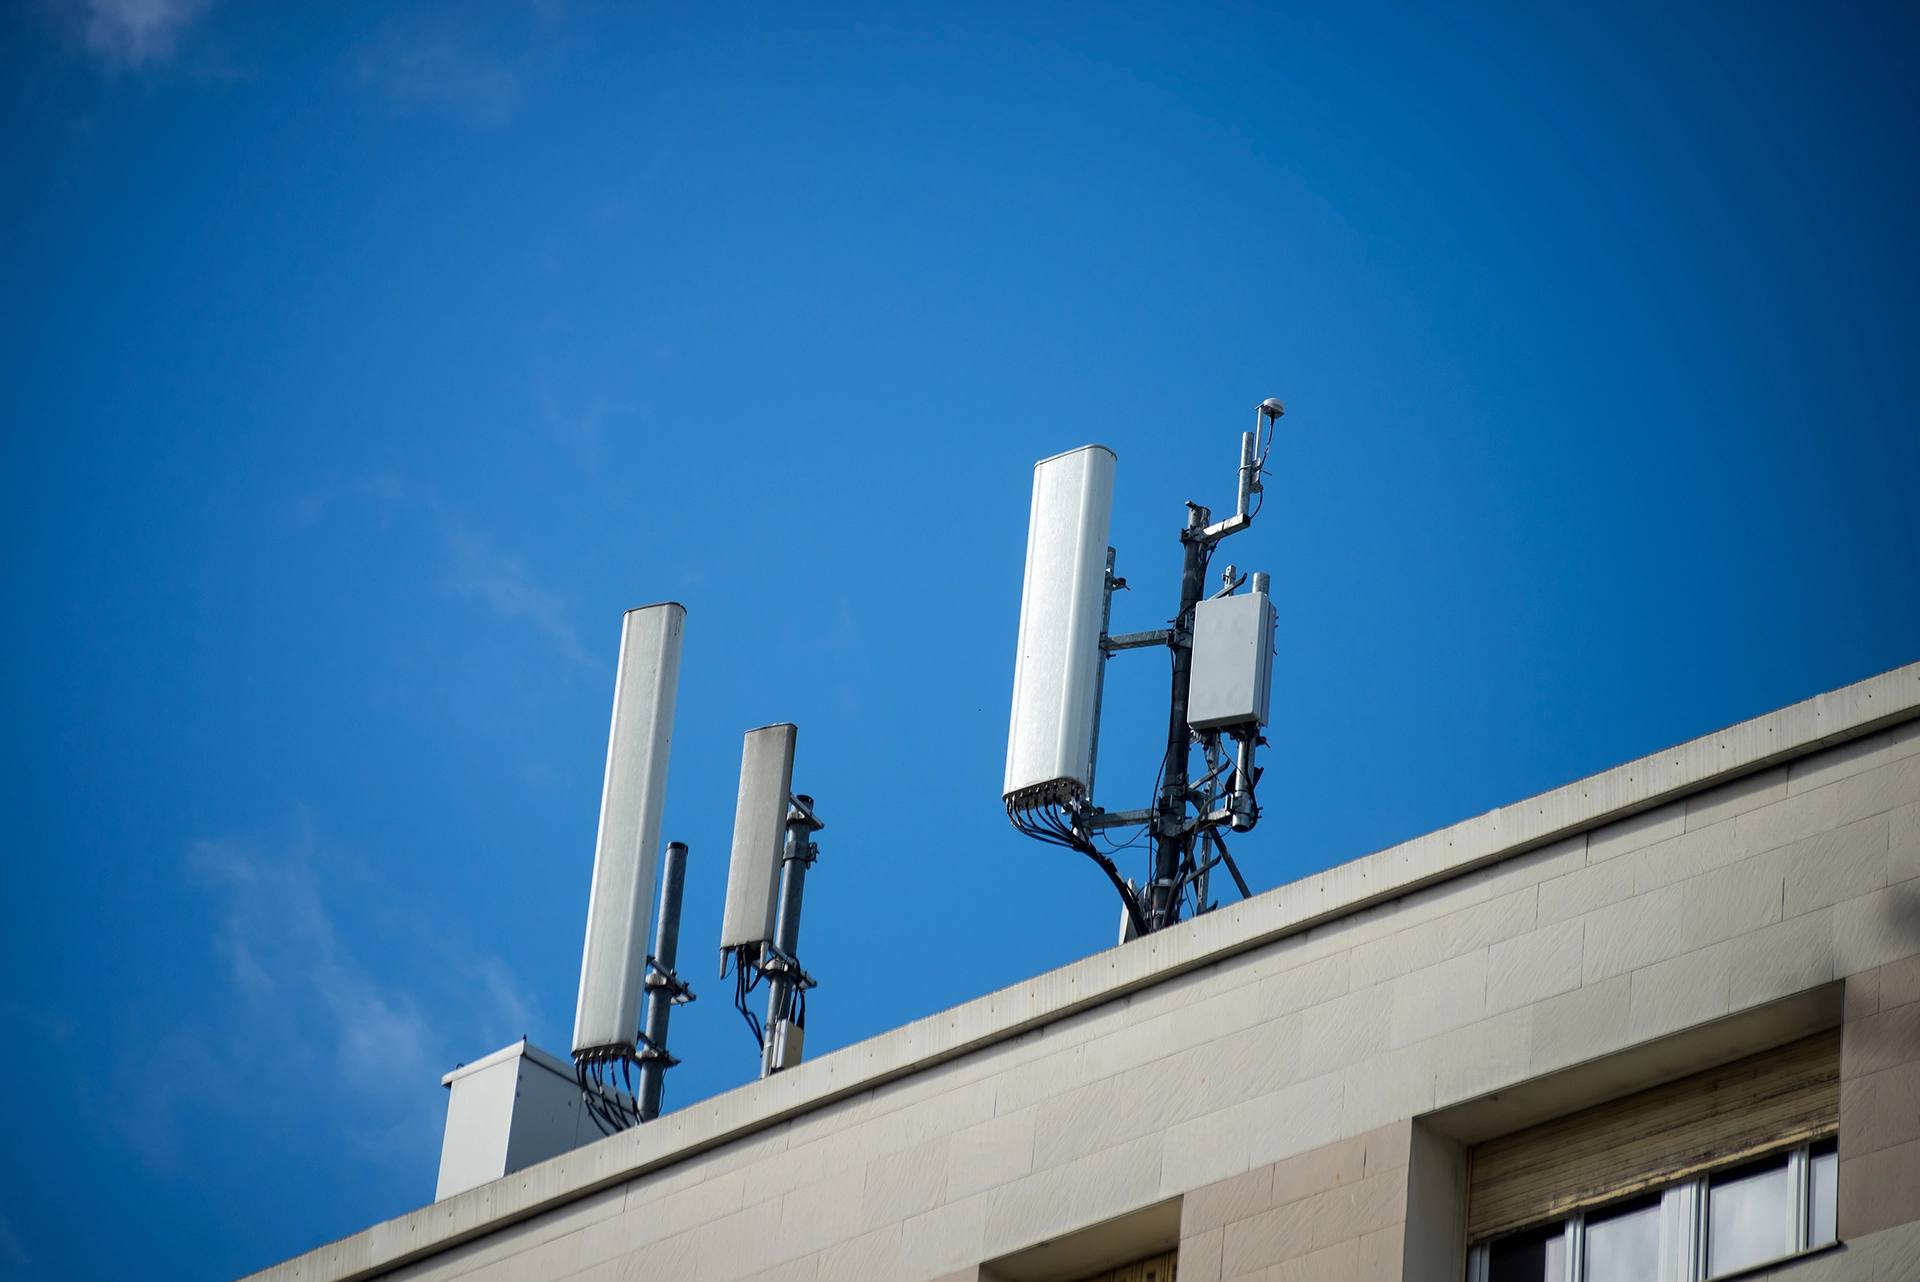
[636,841,692,1122]
[1151,502,1211,931]
[761,794,822,1077]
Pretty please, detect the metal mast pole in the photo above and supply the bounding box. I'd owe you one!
[1087,547,1119,805]
[762,794,821,1077]
[1151,503,1211,931]
[636,840,689,1122]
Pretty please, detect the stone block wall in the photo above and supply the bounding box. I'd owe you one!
[1177,1123,1410,1282]
[1840,953,1920,1239]
[292,711,1920,1282]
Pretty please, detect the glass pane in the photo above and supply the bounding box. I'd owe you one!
[1709,1155,1794,1276]
[1809,1141,1838,1247]
[1586,1200,1661,1282]
[1489,1224,1567,1282]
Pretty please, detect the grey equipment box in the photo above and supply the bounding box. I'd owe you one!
[1187,590,1276,730]
[436,1039,628,1201]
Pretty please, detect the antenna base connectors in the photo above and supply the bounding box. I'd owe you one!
[572,1044,646,1135]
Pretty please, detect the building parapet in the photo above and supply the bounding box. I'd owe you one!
[245,660,1920,1282]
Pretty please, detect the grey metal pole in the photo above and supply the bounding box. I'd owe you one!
[636,840,688,1122]
[761,795,819,1077]
[1230,570,1271,832]
[1087,547,1118,806]
[1235,430,1256,519]
[1152,504,1210,931]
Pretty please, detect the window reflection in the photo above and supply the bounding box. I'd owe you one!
[1709,1155,1793,1276]
[1586,1198,1661,1282]
[1488,1223,1565,1282]
[1809,1140,1838,1248]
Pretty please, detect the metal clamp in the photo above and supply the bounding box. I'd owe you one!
[644,955,696,1005]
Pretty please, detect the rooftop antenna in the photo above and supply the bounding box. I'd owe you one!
[1004,400,1287,938]
[571,603,697,1132]
[720,724,825,1077]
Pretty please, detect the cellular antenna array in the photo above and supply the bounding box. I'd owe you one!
[570,604,697,1132]
[1004,400,1288,937]
[467,404,1263,1156]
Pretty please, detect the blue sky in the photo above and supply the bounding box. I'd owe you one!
[2,2,1916,1278]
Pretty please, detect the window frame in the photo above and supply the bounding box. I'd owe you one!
[1466,1139,1838,1282]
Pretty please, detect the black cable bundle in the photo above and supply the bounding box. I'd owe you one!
[726,949,766,1052]
[573,1051,643,1136]
[1006,793,1149,939]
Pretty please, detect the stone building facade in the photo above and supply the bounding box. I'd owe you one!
[250,661,1920,1282]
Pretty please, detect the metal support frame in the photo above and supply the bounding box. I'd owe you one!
[1023,400,1284,938]
[635,841,695,1122]
[760,794,822,1078]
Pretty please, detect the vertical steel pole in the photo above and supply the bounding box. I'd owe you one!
[761,796,814,1077]
[1152,504,1209,931]
[633,840,687,1120]
[636,841,688,1122]
[1235,431,1256,519]
[1086,547,1118,808]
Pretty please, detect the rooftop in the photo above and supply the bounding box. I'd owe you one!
[248,658,1920,1282]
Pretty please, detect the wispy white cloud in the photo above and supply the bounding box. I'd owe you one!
[96,1025,234,1169]
[541,393,623,468]
[438,511,594,669]
[351,475,596,671]
[71,0,212,71]
[85,823,543,1174]
[362,471,408,506]
[189,832,438,1100]
[357,18,520,126]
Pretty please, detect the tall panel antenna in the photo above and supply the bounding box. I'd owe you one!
[719,724,796,954]
[1004,444,1116,808]
[572,603,684,1070]
[720,725,824,1078]
[1003,402,1289,940]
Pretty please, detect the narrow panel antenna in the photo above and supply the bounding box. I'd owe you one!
[719,723,797,953]
[1004,444,1116,808]
[572,603,684,1059]
[720,725,824,1079]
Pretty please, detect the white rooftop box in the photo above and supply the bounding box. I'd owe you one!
[436,1039,626,1201]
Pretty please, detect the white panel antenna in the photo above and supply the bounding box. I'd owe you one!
[1003,444,1116,808]
[720,723,797,951]
[719,723,824,1080]
[572,603,685,1059]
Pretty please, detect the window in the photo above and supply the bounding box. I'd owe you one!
[1464,1032,1840,1281]
[1468,1139,1839,1282]
[1584,1194,1661,1282]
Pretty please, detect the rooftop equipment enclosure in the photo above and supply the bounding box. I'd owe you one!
[436,1040,621,1202]
[720,722,797,950]
[1187,589,1276,731]
[573,602,685,1056]
[1003,444,1115,806]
